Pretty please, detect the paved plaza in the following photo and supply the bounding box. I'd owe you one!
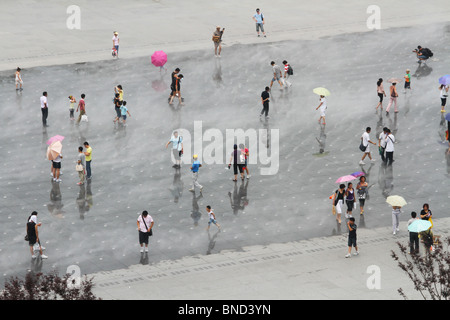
[1,0,450,301]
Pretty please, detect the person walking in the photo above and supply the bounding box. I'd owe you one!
[15,67,23,91]
[189,154,203,193]
[376,78,386,110]
[333,184,346,224]
[360,127,376,165]
[239,143,250,179]
[407,211,420,254]
[212,26,224,57]
[356,176,368,215]
[40,91,49,127]
[68,95,76,120]
[169,73,184,105]
[52,152,63,183]
[403,69,411,93]
[282,60,293,88]
[76,146,85,186]
[384,128,395,165]
[440,84,449,113]
[113,93,122,123]
[315,95,327,125]
[345,182,355,219]
[378,127,388,163]
[228,144,245,181]
[27,211,48,259]
[137,210,154,253]
[253,8,266,37]
[76,93,86,124]
[269,61,283,90]
[260,86,270,119]
[392,206,402,235]
[165,131,183,168]
[206,205,220,230]
[114,84,123,102]
[83,141,92,179]
[112,31,119,58]
[120,101,131,125]
[386,82,399,115]
[345,217,359,258]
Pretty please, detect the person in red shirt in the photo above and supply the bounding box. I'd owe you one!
[76,93,86,124]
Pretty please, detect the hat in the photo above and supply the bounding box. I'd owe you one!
[216,26,221,29]
[114,31,118,35]
[193,154,198,159]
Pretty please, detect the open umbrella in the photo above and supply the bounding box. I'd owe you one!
[408,219,432,233]
[386,195,407,207]
[46,135,65,145]
[350,171,365,178]
[313,87,330,97]
[151,50,167,68]
[47,141,62,161]
[387,78,402,84]
[438,75,450,86]
[335,175,357,184]
[445,113,450,122]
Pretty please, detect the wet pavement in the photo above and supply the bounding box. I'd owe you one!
[1,21,450,287]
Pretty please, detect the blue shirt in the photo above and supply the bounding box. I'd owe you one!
[254,13,263,23]
[191,160,201,172]
[120,105,128,115]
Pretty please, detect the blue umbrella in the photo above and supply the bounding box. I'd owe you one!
[408,219,432,233]
[439,75,450,86]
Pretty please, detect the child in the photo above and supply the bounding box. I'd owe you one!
[239,143,250,179]
[404,69,411,93]
[69,96,76,120]
[120,100,131,124]
[315,95,327,125]
[206,205,220,230]
[345,217,359,258]
[76,146,85,185]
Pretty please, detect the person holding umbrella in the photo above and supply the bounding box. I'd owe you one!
[439,83,449,113]
[407,211,420,254]
[386,195,406,235]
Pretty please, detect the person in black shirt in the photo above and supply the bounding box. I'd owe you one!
[260,86,270,119]
[169,68,184,105]
[345,217,359,258]
[113,93,122,123]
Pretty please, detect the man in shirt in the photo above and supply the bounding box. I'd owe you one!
[212,26,224,57]
[83,141,92,179]
[165,131,183,168]
[385,128,395,166]
[282,60,292,87]
[360,127,376,165]
[40,91,49,127]
[76,93,86,124]
[260,86,270,119]
[189,154,203,193]
[252,8,266,37]
[112,31,119,58]
[137,211,154,253]
[270,61,283,90]
[378,127,388,163]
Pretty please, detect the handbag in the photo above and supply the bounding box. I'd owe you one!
[76,164,84,172]
[24,234,29,241]
[359,141,367,152]
[81,114,88,122]
[141,215,153,236]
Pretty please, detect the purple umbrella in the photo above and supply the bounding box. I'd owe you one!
[151,51,167,67]
[46,135,65,145]
[439,75,450,86]
[350,171,365,178]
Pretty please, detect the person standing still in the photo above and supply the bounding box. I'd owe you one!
[403,69,411,93]
[52,152,63,182]
[137,211,154,253]
[253,8,266,37]
[384,128,395,166]
[407,211,420,254]
[68,95,76,120]
[77,146,85,186]
[360,127,376,165]
[378,127,388,163]
[83,141,92,179]
[76,93,86,124]
[212,26,224,57]
[40,91,49,127]
[165,131,183,168]
[15,67,23,91]
[112,31,119,58]
[345,217,359,258]
[260,86,270,119]
[439,84,449,113]
[189,154,203,193]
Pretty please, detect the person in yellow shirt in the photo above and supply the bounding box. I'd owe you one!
[83,141,92,179]
[115,85,123,101]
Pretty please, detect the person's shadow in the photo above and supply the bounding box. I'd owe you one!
[190,192,203,226]
[412,63,433,79]
[228,179,249,215]
[313,124,329,156]
[48,180,64,218]
[206,229,220,255]
[169,167,184,203]
[212,59,223,87]
[76,184,87,220]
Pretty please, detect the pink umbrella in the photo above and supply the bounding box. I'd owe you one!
[335,175,357,184]
[151,51,167,67]
[46,135,65,145]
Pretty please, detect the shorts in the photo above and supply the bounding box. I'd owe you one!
[348,236,357,247]
[272,75,280,82]
[52,161,61,169]
[122,114,127,120]
[214,41,221,48]
[319,106,326,117]
[441,98,447,106]
[364,145,370,153]
[208,218,217,226]
[15,79,23,85]
[359,199,366,207]
[378,93,384,102]
[233,163,244,175]
[115,107,121,118]
[138,231,149,244]
[335,199,343,214]
[172,148,181,161]
[256,23,264,32]
[404,81,410,89]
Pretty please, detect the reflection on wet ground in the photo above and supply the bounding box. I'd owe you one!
[1,22,450,283]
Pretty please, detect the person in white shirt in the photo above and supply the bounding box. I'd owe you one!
[137,211,154,253]
[440,84,449,113]
[384,128,395,166]
[378,127,388,162]
[360,127,376,165]
[315,95,327,125]
[112,31,119,58]
[40,91,49,127]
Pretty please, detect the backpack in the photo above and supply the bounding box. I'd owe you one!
[287,65,293,75]
[422,48,433,57]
